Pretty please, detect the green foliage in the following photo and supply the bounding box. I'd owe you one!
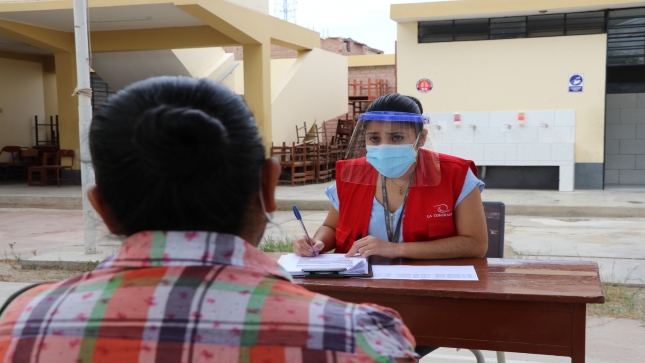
[258,236,294,252]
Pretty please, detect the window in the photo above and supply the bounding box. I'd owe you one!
[608,8,645,66]
[418,20,454,42]
[490,17,526,39]
[566,11,605,35]
[454,18,488,41]
[528,14,564,37]
[418,10,607,44]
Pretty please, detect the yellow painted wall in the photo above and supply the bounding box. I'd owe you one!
[271,48,347,145]
[229,0,269,14]
[54,52,79,161]
[270,58,298,94]
[231,50,347,145]
[43,69,57,119]
[397,21,607,163]
[348,54,395,67]
[0,57,45,158]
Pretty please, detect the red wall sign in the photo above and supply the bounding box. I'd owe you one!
[416,78,433,93]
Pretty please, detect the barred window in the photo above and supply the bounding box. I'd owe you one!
[418,11,606,43]
[608,8,645,66]
[490,17,526,39]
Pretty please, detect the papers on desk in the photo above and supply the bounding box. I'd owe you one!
[371,265,478,281]
[278,253,369,276]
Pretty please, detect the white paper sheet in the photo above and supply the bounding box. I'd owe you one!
[371,265,478,280]
[277,253,369,276]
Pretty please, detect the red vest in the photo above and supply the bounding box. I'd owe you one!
[334,150,477,253]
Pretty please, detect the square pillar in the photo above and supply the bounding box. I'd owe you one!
[243,42,272,151]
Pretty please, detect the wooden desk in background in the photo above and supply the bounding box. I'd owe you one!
[268,254,604,363]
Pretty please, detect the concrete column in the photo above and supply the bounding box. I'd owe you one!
[54,52,80,168]
[243,42,272,150]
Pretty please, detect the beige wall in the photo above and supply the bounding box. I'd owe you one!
[231,58,299,96]
[397,21,607,163]
[271,48,348,145]
[230,49,347,145]
[0,57,45,158]
[348,54,395,67]
[229,0,269,14]
[270,58,298,94]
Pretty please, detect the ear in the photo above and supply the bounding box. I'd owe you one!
[87,186,123,235]
[418,129,429,148]
[261,157,280,213]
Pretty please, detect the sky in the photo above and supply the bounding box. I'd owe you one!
[269,0,448,54]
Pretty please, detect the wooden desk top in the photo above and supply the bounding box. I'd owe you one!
[267,253,605,304]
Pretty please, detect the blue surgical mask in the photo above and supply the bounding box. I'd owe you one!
[366,142,417,179]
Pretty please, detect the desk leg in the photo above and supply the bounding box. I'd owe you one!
[571,304,586,363]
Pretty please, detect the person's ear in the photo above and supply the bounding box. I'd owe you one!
[87,186,122,234]
[418,129,429,148]
[261,157,280,213]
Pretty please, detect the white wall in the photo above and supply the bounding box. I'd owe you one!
[0,58,45,160]
[428,110,576,191]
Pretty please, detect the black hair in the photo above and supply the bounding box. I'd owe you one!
[89,76,265,236]
[365,93,425,134]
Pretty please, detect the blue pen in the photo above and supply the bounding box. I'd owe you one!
[292,205,318,257]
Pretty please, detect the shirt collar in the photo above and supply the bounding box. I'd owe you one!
[97,231,292,282]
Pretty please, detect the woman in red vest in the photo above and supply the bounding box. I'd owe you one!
[293,93,487,260]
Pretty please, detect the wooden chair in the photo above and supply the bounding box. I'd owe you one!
[28,150,77,187]
[272,142,316,186]
[0,146,23,180]
[48,149,78,187]
[20,149,40,180]
[28,152,58,186]
[334,118,354,145]
[295,122,308,143]
[313,122,331,144]
[302,142,333,184]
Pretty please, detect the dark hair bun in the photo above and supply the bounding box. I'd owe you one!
[133,105,230,178]
[367,93,421,114]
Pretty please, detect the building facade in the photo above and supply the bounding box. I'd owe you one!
[392,0,645,190]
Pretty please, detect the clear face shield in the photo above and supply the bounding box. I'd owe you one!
[340,111,441,186]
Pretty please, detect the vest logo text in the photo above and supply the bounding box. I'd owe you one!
[428,204,453,218]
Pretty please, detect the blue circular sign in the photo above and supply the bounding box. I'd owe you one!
[569,75,583,86]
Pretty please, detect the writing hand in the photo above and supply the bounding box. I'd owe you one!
[345,235,400,259]
[292,236,324,257]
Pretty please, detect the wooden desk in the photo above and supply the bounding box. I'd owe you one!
[269,254,604,363]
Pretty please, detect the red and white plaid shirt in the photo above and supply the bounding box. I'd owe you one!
[0,231,417,362]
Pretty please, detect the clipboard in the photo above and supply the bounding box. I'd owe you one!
[278,253,373,278]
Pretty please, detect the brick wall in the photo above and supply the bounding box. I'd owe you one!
[224,37,382,60]
[348,65,396,96]
[321,37,382,56]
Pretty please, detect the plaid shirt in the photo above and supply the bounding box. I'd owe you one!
[0,231,417,362]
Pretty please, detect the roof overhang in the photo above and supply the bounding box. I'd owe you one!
[0,0,319,56]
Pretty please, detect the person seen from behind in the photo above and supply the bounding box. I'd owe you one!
[0,77,418,362]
